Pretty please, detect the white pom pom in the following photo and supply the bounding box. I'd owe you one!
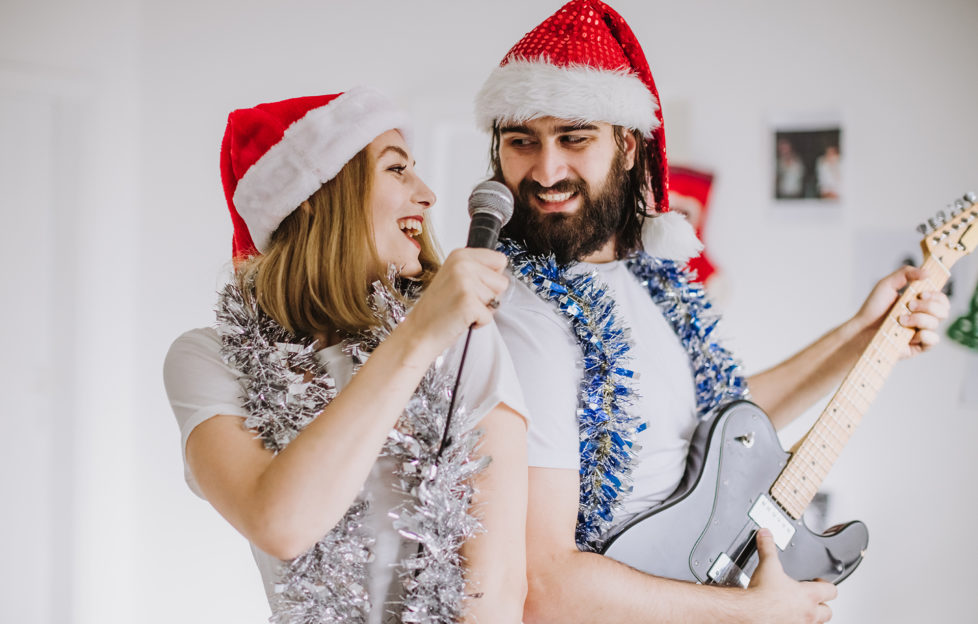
[640,211,704,261]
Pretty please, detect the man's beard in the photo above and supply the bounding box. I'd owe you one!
[501,152,628,265]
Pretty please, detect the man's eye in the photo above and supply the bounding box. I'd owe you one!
[508,137,535,148]
[562,135,589,145]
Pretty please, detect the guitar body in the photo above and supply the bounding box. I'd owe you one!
[600,401,868,586]
[602,196,978,586]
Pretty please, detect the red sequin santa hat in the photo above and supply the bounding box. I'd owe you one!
[475,0,701,261]
[668,165,717,283]
[221,86,411,261]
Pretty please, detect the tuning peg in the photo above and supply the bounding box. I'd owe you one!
[917,222,931,235]
[937,209,949,222]
[928,217,942,230]
[964,191,976,205]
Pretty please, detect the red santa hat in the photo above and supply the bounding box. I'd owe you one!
[220,86,412,260]
[475,0,700,261]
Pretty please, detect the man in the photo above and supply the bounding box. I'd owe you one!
[475,2,949,622]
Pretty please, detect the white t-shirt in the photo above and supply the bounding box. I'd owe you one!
[494,260,698,528]
[163,321,527,623]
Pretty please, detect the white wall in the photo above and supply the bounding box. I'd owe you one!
[1,1,140,623]
[3,1,977,622]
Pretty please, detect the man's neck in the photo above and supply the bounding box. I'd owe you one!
[579,237,617,264]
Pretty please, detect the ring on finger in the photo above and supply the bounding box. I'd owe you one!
[486,297,500,310]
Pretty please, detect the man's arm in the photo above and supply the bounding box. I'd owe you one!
[748,265,950,429]
[523,467,837,624]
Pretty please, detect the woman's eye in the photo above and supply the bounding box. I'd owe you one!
[388,164,406,175]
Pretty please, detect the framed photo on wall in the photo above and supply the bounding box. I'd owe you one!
[772,118,843,202]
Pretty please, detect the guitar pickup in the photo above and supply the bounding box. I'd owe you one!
[748,495,796,550]
[707,552,750,588]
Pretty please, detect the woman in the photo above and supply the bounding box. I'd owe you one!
[163,87,528,623]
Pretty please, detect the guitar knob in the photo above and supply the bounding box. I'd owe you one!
[735,432,756,448]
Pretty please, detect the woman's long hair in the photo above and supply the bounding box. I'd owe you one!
[237,147,441,338]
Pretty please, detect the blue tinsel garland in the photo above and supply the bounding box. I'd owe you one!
[625,254,749,421]
[502,239,749,550]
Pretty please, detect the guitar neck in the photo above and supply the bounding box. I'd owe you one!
[770,257,950,519]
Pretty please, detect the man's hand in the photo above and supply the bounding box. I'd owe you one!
[747,529,838,624]
[852,265,950,358]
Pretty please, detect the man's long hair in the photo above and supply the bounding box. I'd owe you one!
[489,124,652,260]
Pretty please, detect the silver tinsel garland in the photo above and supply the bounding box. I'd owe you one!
[216,277,487,623]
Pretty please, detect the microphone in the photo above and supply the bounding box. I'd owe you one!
[466,180,514,248]
[435,181,514,460]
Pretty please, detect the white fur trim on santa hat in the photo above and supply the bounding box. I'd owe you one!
[475,58,659,137]
[641,210,703,262]
[233,86,412,253]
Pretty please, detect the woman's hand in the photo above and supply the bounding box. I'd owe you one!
[400,248,510,360]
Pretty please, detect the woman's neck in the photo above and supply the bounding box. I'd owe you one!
[313,327,344,349]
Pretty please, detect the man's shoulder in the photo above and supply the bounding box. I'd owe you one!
[500,271,549,309]
[495,271,577,343]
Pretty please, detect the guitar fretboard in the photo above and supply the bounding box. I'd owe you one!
[770,258,949,519]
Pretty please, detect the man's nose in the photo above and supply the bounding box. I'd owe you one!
[530,143,569,188]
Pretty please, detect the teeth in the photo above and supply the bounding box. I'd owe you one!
[537,191,573,203]
[397,217,423,238]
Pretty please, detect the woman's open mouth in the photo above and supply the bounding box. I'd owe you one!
[397,216,423,249]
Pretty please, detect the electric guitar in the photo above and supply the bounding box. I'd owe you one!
[600,193,978,587]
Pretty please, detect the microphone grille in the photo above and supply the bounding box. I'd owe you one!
[468,180,514,225]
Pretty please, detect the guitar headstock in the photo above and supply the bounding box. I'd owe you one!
[918,192,978,268]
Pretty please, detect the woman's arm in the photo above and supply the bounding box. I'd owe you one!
[184,248,510,560]
[459,403,528,624]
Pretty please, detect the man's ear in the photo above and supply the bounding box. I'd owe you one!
[621,129,638,171]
